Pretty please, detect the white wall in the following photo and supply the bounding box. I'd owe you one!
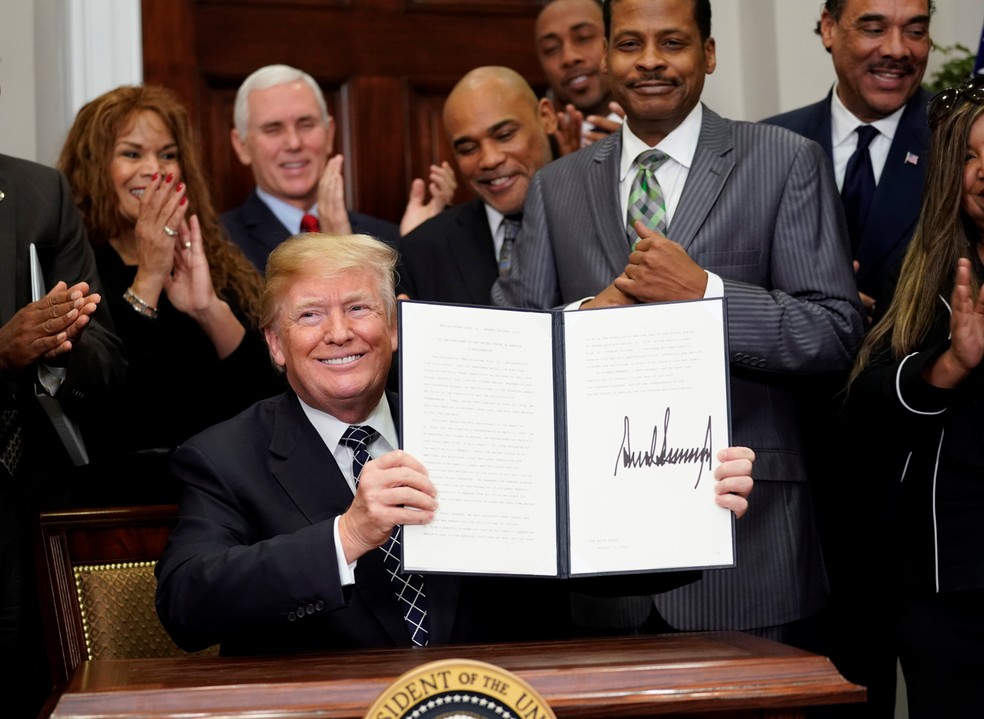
[0,0,40,161]
[2,0,982,166]
[704,0,984,121]
[0,0,141,165]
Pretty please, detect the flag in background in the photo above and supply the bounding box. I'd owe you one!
[975,13,984,76]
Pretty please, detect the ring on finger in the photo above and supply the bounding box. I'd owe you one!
[183,241,192,249]
[163,225,178,237]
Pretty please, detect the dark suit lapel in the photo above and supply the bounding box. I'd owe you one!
[244,190,291,250]
[0,165,16,325]
[811,92,835,159]
[267,392,350,524]
[589,134,636,270]
[856,89,930,276]
[671,107,735,250]
[447,199,498,305]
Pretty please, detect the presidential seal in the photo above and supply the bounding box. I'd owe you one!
[364,658,556,719]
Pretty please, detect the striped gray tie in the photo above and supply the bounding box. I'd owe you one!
[498,216,521,277]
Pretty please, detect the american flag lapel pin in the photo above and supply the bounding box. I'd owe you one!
[904,152,919,166]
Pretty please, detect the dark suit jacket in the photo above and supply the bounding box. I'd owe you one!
[0,154,125,717]
[763,88,931,308]
[492,107,866,633]
[221,189,401,274]
[154,390,577,654]
[0,154,125,495]
[398,198,498,305]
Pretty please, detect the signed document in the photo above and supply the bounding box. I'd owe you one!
[399,298,732,578]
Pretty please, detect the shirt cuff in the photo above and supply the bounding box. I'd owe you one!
[567,272,719,309]
[565,297,595,310]
[703,271,723,298]
[333,516,357,586]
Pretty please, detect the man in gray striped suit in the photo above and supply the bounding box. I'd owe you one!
[492,0,866,644]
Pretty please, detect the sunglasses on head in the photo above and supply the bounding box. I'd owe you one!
[928,74,984,129]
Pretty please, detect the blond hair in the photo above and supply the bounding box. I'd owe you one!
[261,233,398,331]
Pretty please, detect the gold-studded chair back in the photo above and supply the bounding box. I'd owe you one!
[36,505,219,689]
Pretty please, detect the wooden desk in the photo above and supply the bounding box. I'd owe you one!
[49,632,864,718]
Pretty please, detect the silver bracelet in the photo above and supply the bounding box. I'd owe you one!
[123,287,158,320]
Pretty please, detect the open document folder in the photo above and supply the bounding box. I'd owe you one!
[399,298,732,578]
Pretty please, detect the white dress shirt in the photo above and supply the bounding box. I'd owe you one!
[830,85,904,190]
[483,204,507,262]
[256,187,319,234]
[611,104,723,299]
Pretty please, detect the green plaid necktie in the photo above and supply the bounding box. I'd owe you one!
[626,149,669,248]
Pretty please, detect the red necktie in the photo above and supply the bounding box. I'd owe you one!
[300,213,320,233]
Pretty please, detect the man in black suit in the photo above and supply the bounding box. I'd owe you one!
[763,0,933,317]
[761,4,933,714]
[0,153,125,717]
[221,64,454,274]
[155,232,755,655]
[156,233,466,653]
[399,67,556,305]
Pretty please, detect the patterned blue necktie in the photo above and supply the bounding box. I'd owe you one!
[340,425,430,647]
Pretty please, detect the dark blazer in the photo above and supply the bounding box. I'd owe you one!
[0,154,125,486]
[0,154,125,717]
[763,88,931,308]
[155,391,478,655]
[398,198,498,305]
[492,108,866,633]
[221,189,401,274]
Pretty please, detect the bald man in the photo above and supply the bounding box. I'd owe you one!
[398,67,556,305]
[534,0,623,154]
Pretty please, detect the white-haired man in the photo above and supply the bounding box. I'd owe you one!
[221,64,455,273]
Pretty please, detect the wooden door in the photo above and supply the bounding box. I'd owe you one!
[141,0,545,225]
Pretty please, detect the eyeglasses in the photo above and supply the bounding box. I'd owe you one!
[928,74,984,129]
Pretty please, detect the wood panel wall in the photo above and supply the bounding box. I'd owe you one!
[141,0,546,225]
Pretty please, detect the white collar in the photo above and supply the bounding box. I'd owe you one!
[619,103,703,182]
[297,393,399,453]
[830,84,904,147]
[256,186,318,235]
[483,203,505,236]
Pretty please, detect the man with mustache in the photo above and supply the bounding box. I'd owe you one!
[493,0,864,648]
[762,4,932,715]
[763,0,933,319]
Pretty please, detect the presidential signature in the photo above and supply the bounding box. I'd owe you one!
[612,409,713,488]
